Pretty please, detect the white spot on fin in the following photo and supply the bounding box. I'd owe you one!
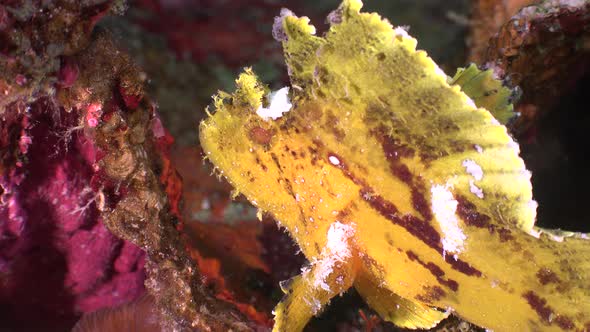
[311,222,355,292]
[431,184,466,256]
[462,159,484,198]
[469,180,484,199]
[256,87,292,121]
[462,159,483,181]
[328,155,341,166]
[393,26,410,39]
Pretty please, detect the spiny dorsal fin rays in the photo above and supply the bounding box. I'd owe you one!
[277,0,417,102]
[274,10,323,94]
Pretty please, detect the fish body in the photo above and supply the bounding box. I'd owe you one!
[199,1,590,331]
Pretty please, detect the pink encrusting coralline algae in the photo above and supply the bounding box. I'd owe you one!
[0,99,147,332]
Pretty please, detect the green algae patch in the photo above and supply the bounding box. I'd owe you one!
[200,1,590,331]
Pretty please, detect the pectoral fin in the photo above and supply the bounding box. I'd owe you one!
[449,63,517,125]
[272,261,356,332]
[354,273,449,330]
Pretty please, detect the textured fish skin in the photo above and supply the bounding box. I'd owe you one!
[199,1,590,331]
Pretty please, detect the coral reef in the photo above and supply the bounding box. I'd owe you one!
[482,1,590,135]
[1,2,145,331]
[468,0,536,63]
[0,1,254,331]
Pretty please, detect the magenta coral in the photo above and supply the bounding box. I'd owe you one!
[0,1,149,330]
[0,103,146,331]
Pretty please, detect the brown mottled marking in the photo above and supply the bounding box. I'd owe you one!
[554,316,575,330]
[522,291,574,329]
[455,195,492,229]
[310,140,325,166]
[391,163,413,184]
[497,227,514,242]
[255,156,268,172]
[410,87,450,117]
[337,207,352,219]
[324,150,482,278]
[249,126,274,145]
[374,128,432,221]
[448,139,466,154]
[411,186,433,221]
[385,233,394,247]
[407,251,459,292]
[359,252,388,282]
[269,153,308,228]
[325,111,346,141]
[455,195,515,242]
[270,153,283,171]
[444,256,482,277]
[314,66,330,85]
[419,150,441,165]
[416,285,447,304]
[523,291,553,324]
[523,250,535,262]
[536,268,561,286]
[376,127,415,161]
[361,189,443,254]
[328,152,368,188]
[293,102,322,133]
